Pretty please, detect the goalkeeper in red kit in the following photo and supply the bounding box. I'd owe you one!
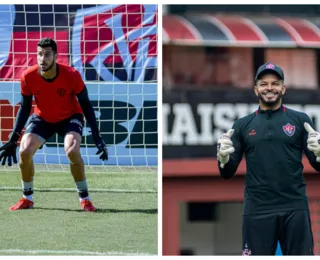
[0,38,108,212]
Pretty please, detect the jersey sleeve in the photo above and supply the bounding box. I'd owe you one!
[77,86,103,146]
[218,119,245,179]
[301,113,320,172]
[20,73,32,96]
[73,70,85,94]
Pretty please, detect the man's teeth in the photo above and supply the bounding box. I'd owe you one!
[265,92,276,97]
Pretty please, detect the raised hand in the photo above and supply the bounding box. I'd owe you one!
[217,129,235,168]
[304,122,320,162]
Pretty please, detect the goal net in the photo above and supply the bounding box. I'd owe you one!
[0,4,158,173]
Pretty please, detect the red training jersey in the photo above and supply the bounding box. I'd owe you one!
[20,63,84,123]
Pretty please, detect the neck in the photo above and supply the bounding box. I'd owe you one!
[41,63,57,79]
[259,101,282,111]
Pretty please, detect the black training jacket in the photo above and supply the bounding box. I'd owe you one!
[219,105,320,215]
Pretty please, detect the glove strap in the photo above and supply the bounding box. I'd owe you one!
[93,135,101,147]
[8,132,21,143]
[92,133,106,147]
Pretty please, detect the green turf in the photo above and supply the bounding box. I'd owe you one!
[0,171,158,256]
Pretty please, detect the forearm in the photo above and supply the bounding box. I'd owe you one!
[77,87,101,144]
[82,103,101,142]
[310,162,320,172]
[12,94,33,137]
[218,158,240,179]
[306,152,320,172]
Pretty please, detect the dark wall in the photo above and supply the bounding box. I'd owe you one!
[168,5,320,16]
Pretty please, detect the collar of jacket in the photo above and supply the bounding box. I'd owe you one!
[256,105,286,118]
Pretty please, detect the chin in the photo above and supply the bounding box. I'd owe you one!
[261,95,280,103]
[263,99,281,107]
[264,99,277,105]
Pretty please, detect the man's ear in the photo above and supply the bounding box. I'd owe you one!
[254,85,259,97]
[282,84,286,95]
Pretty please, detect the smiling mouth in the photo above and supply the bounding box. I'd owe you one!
[263,92,277,98]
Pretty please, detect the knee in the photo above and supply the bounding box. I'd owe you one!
[65,146,81,163]
[19,147,34,162]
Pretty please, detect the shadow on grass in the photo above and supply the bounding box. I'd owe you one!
[34,207,157,214]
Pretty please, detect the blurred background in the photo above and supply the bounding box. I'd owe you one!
[162,4,320,256]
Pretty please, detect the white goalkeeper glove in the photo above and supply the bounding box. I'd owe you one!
[304,122,320,162]
[217,129,235,168]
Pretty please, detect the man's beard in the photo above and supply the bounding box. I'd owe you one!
[258,91,283,108]
[40,61,55,72]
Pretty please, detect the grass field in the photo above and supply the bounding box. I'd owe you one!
[0,169,157,256]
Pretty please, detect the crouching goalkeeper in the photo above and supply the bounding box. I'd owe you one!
[0,38,108,212]
[217,62,320,255]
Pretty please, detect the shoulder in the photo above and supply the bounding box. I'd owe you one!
[58,63,84,93]
[284,106,312,123]
[231,112,256,140]
[233,111,257,129]
[21,65,38,79]
[58,63,82,78]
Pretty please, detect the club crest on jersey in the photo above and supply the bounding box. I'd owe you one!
[57,88,66,97]
[283,123,295,137]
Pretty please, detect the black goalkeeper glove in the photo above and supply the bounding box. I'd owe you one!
[94,135,108,161]
[0,132,20,166]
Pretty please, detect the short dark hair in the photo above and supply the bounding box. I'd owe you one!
[37,38,57,53]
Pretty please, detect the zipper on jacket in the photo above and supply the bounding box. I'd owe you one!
[268,111,272,140]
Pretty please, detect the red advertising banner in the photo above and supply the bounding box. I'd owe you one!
[0,4,157,82]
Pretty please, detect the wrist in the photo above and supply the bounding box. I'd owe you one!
[8,132,21,143]
[93,134,104,146]
[218,154,229,164]
[314,151,320,157]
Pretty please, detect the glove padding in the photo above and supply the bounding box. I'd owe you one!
[304,122,320,162]
[217,129,235,168]
[95,139,108,161]
[0,133,20,166]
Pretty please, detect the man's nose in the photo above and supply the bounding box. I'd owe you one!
[266,84,273,90]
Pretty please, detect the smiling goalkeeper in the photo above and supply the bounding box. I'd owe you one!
[217,63,320,255]
[0,38,108,212]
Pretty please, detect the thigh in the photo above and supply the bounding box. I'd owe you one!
[57,114,84,138]
[242,213,279,255]
[64,131,82,153]
[24,114,55,142]
[20,133,45,154]
[279,210,314,255]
